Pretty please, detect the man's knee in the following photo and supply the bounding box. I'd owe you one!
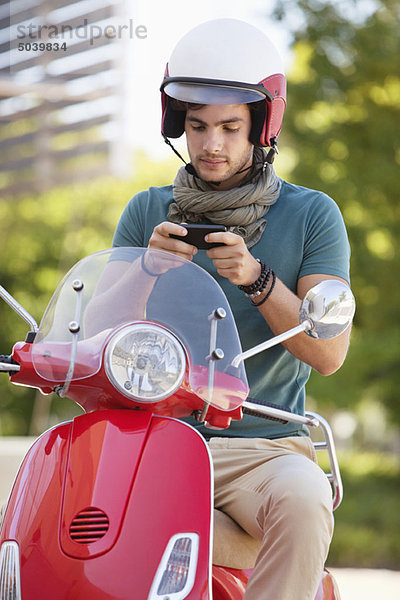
[256,459,334,537]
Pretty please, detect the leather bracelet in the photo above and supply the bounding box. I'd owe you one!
[251,270,276,307]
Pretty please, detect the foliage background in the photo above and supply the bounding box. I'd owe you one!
[273,0,400,431]
[0,0,399,567]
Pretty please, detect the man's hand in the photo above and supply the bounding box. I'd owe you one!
[206,231,261,286]
[148,222,198,261]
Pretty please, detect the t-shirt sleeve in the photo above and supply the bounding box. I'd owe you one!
[299,193,351,283]
[113,192,147,248]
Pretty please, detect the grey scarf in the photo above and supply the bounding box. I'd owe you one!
[168,147,281,248]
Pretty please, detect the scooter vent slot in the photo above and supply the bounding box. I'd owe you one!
[69,507,110,544]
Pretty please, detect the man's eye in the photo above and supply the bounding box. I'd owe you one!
[225,128,239,133]
[192,125,205,131]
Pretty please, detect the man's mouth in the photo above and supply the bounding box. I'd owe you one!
[199,157,227,168]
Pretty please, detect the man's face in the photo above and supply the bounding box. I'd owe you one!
[184,104,254,190]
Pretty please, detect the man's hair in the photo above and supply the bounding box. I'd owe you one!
[170,99,204,111]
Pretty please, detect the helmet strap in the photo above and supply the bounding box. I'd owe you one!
[266,137,279,164]
[235,164,254,176]
[163,135,198,177]
[163,135,188,165]
[163,135,272,184]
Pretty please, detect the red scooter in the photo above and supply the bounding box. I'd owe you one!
[0,247,354,599]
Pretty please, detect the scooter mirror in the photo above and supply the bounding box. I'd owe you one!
[230,280,355,369]
[299,280,355,339]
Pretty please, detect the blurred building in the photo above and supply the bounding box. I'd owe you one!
[0,0,138,195]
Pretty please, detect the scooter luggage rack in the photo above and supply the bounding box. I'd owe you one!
[242,400,343,510]
[306,410,343,510]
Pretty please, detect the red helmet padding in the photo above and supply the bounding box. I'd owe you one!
[258,73,286,145]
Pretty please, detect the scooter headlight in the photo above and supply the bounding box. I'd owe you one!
[105,324,186,402]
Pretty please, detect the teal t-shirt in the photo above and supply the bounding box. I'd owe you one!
[113,181,350,439]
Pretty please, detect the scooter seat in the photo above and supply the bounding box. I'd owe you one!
[213,509,261,569]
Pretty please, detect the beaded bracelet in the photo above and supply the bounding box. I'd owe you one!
[251,270,276,307]
[238,260,270,297]
[248,266,272,298]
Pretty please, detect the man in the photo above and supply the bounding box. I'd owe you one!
[113,19,352,600]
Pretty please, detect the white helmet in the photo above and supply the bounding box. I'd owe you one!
[160,18,286,148]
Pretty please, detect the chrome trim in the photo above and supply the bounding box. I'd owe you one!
[0,284,39,333]
[199,308,227,422]
[306,411,343,510]
[58,280,85,398]
[0,363,20,373]
[0,541,22,600]
[232,321,311,368]
[240,404,343,509]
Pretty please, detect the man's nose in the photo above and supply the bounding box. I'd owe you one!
[203,129,223,153]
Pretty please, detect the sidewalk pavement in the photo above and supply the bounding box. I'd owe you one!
[0,436,36,503]
[329,568,400,600]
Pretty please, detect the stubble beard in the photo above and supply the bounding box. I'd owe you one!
[194,147,254,187]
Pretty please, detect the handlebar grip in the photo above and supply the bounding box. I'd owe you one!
[0,355,19,374]
[0,355,15,363]
[242,399,292,424]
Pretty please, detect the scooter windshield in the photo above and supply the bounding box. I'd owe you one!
[32,247,248,411]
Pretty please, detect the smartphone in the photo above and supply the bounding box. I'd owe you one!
[169,223,227,249]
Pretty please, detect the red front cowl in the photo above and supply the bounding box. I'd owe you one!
[1,409,213,599]
[59,410,153,559]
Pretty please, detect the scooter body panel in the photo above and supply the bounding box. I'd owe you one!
[1,410,213,599]
[211,566,249,599]
[59,409,153,559]
[211,567,341,600]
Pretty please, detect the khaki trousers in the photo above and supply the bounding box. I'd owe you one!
[209,436,334,600]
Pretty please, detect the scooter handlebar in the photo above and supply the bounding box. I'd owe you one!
[0,355,20,373]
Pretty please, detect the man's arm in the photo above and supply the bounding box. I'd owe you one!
[148,223,352,376]
[254,272,351,375]
[83,257,157,337]
[204,230,351,376]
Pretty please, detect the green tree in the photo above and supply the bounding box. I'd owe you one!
[271,0,400,425]
[0,153,179,435]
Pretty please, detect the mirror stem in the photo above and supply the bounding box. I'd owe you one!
[0,284,39,333]
[231,320,312,368]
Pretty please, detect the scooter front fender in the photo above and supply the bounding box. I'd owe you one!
[1,409,213,599]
